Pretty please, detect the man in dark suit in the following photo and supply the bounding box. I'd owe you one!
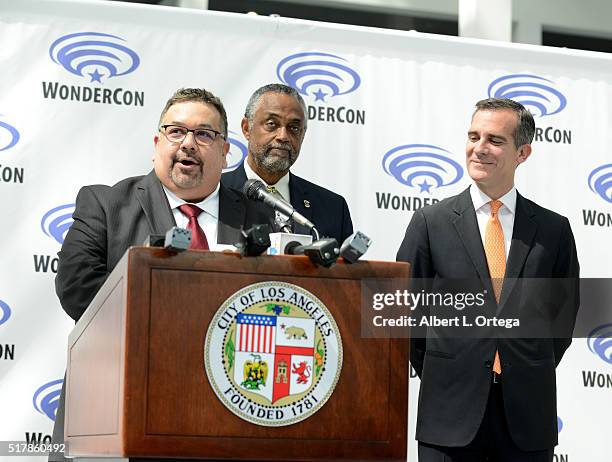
[50,88,269,461]
[397,98,579,461]
[222,83,353,243]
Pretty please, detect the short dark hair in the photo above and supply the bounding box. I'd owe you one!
[473,98,535,148]
[158,88,228,137]
[244,83,307,128]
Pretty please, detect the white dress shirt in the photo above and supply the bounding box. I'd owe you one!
[470,185,517,260]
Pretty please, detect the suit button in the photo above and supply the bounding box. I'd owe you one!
[485,360,492,368]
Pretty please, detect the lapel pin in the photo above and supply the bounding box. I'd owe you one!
[303,199,311,208]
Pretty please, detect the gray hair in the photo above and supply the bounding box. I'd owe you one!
[244,83,307,128]
[473,98,535,148]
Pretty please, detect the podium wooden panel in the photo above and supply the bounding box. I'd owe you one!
[65,247,410,461]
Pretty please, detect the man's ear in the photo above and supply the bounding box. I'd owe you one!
[222,141,229,169]
[241,117,250,140]
[517,144,532,165]
[152,135,160,162]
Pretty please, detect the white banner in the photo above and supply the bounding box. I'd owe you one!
[1,1,611,461]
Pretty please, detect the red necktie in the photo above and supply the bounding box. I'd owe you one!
[178,204,209,250]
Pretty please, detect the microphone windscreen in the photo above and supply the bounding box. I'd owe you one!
[284,240,302,255]
[242,179,265,200]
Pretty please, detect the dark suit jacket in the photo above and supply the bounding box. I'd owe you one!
[50,171,270,461]
[396,187,579,451]
[221,163,353,244]
[56,170,270,322]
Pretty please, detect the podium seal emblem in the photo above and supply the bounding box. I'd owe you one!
[205,281,343,426]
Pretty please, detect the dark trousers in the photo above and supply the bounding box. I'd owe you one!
[48,376,68,462]
[418,377,554,462]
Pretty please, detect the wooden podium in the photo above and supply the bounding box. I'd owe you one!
[65,247,410,461]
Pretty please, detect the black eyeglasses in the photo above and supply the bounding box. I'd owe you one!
[160,125,225,146]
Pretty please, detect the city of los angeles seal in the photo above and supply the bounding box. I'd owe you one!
[204,281,343,426]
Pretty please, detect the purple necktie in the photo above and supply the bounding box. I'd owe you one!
[178,204,209,250]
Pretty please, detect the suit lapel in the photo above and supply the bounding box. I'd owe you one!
[218,184,245,244]
[499,193,537,306]
[227,163,248,191]
[135,171,175,234]
[289,173,313,236]
[451,189,493,293]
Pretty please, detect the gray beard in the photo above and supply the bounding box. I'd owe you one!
[257,154,293,173]
[252,147,297,174]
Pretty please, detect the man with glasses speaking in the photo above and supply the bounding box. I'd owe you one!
[50,88,269,461]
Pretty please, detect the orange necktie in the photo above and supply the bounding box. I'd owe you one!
[484,200,505,374]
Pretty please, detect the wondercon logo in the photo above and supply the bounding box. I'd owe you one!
[0,300,11,327]
[382,144,463,193]
[276,52,361,102]
[587,323,612,365]
[0,116,20,152]
[488,74,567,117]
[41,204,75,245]
[49,32,140,84]
[205,281,343,426]
[33,379,63,422]
[224,131,247,172]
[587,164,612,204]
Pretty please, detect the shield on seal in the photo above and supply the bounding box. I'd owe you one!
[233,313,316,403]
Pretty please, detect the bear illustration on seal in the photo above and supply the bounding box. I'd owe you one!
[283,325,307,340]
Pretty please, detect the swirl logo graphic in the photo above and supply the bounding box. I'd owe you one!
[0,117,20,152]
[277,52,361,102]
[382,144,463,193]
[557,416,563,433]
[587,323,612,365]
[0,300,11,327]
[33,379,63,422]
[588,164,612,204]
[487,74,567,117]
[224,131,248,172]
[41,204,75,245]
[49,32,140,83]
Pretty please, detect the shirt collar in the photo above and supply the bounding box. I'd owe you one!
[243,159,290,197]
[470,184,517,215]
[162,183,220,219]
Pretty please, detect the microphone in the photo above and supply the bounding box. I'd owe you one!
[237,224,271,256]
[284,238,340,267]
[242,179,319,237]
[340,231,372,263]
[143,226,191,252]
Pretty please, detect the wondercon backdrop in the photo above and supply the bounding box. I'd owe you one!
[1,1,612,461]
